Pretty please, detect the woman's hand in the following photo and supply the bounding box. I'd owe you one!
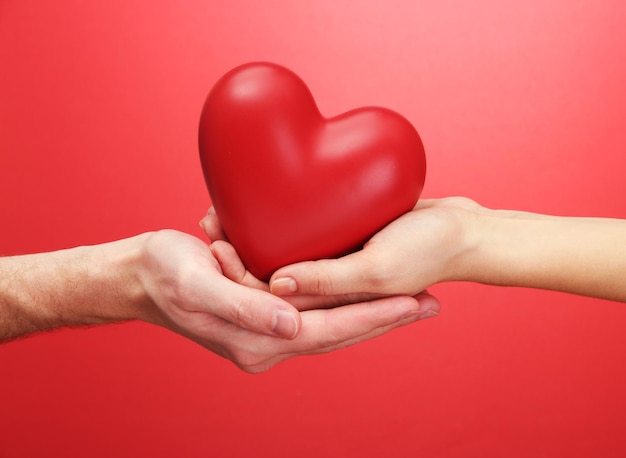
[265,197,480,298]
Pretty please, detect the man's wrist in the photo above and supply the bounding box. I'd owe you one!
[0,233,156,342]
[89,233,156,325]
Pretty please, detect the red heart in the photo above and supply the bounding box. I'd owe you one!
[199,62,426,281]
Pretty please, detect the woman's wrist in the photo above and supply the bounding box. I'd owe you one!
[430,198,492,286]
[453,205,626,301]
[453,206,542,287]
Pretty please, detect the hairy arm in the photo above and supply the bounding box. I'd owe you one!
[0,235,149,342]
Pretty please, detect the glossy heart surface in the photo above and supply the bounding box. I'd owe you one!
[199,62,426,280]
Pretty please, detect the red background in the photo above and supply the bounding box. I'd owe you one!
[1,1,626,456]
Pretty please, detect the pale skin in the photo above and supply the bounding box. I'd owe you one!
[232,197,625,303]
[0,229,440,374]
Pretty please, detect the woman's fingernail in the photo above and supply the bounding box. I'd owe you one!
[271,277,298,295]
[273,310,299,339]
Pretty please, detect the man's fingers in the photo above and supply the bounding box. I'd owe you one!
[282,294,438,355]
[196,293,441,373]
[209,240,268,291]
[412,290,441,319]
[285,291,387,312]
[203,279,301,339]
[199,207,229,242]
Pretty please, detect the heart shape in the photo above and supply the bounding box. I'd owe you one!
[199,62,426,281]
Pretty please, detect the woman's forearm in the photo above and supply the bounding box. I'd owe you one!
[463,208,626,301]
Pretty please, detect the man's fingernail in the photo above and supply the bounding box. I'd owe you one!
[273,310,299,339]
[271,277,298,295]
[401,307,439,321]
[418,309,439,320]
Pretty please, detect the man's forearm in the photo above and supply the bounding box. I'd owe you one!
[464,209,626,302]
[0,236,150,342]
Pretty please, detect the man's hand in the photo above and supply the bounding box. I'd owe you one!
[138,230,301,339]
[200,238,440,372]
[140,231,439,373]
[0,229,439,373]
